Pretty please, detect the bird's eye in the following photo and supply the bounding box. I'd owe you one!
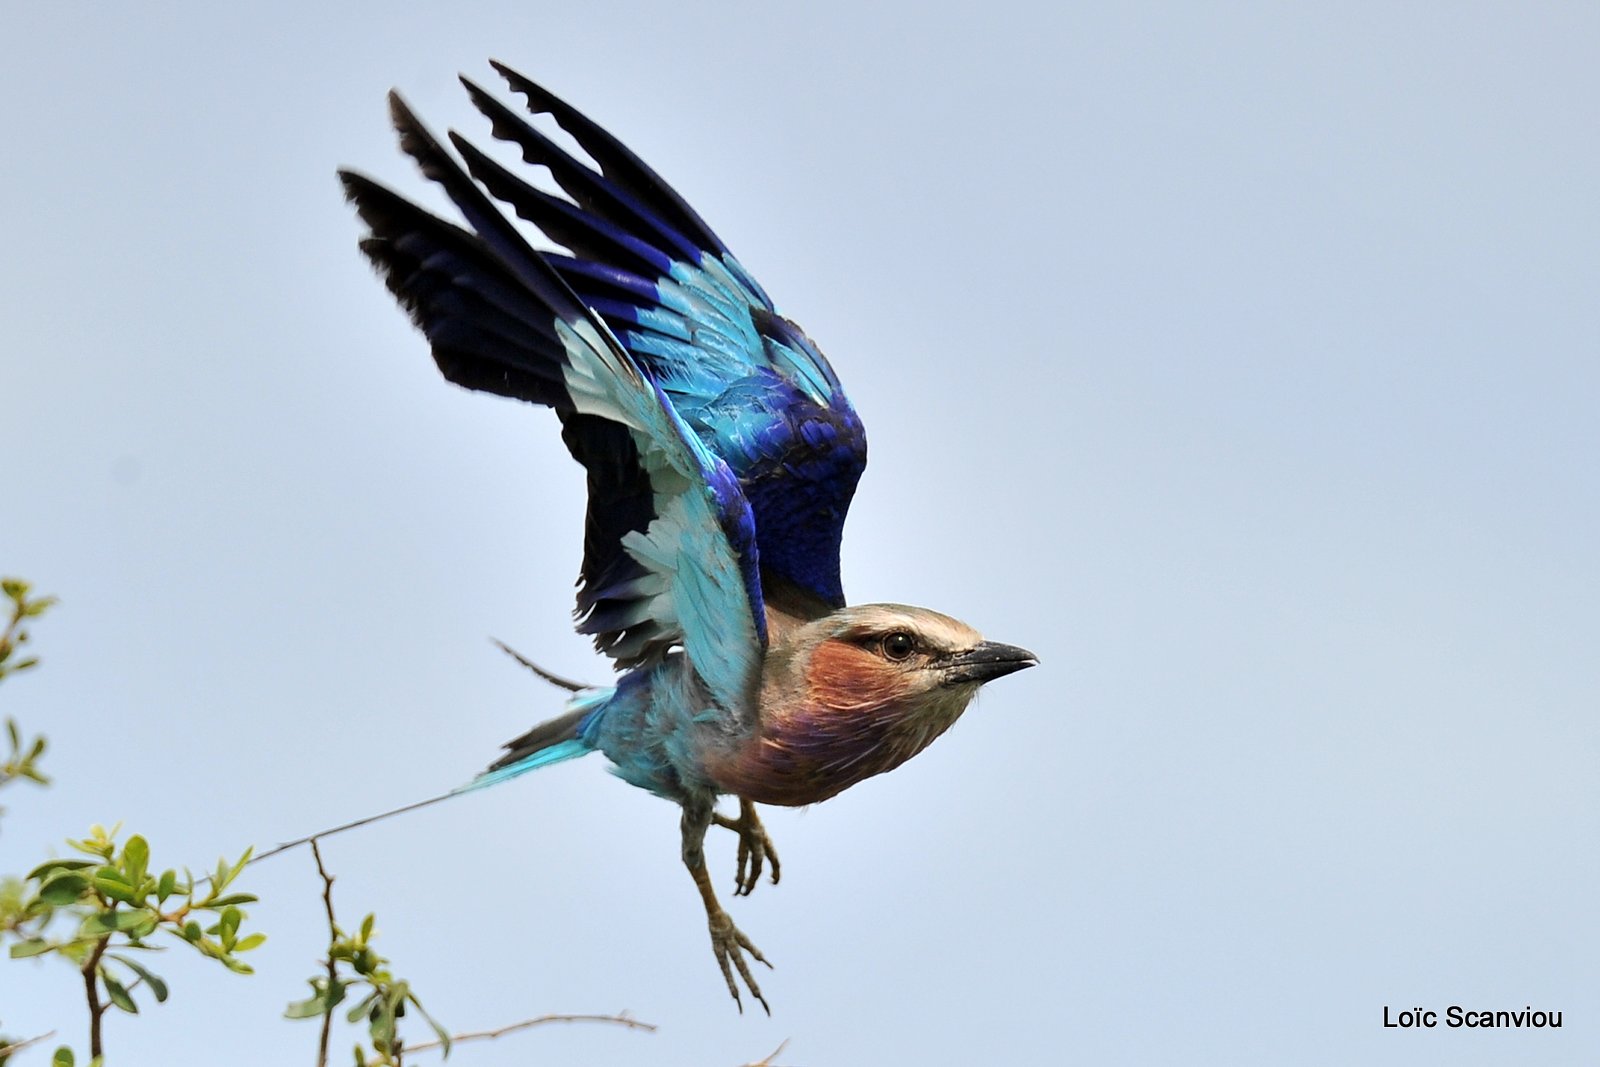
[880,631,918,661]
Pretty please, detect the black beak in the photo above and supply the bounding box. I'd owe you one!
[940,641,1039,686]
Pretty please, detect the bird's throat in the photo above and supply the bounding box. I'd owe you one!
[705,694,967,807]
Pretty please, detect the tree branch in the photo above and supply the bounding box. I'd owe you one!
[0,1031,56,1060]
[741,1039,792,1067]
[311,838,338,1067]
[247,641,588,869]
[402,1012,657,1055]
[81,935,110,1060]
[251,790,461,868]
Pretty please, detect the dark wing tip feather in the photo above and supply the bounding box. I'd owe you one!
[449,129,677,281]
[339,164,578,407]
[336,167,367,201]
[386,90,461,191]
[379,91,632,371]
[456,75,705,268]
[337,168,426,234]
[485,60,729,259]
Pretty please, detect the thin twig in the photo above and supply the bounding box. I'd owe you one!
[403,1012,657,1055]
[250,790,460,867]
[244,642,588,871]
[491,638,589,692]
[310,838,338,1067]
[81,935,110,1060]
[741,1039,792,1067]
[0,1031,57,1059]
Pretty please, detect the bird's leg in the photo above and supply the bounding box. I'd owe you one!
[712,796,782,896]
[681,799,772,1014]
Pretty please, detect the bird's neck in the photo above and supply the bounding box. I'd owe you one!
[704,650,973,807]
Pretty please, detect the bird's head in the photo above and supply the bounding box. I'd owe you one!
[732,603,1035,804]
[789,603,1037,716]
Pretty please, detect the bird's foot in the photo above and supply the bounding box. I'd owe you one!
[713,800,781,896]
[707,908,772,1014]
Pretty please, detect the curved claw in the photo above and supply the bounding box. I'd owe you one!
[714,799,782,897]
[708,908,772,1015]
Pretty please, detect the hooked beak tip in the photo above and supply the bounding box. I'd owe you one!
[941,641,1038,686]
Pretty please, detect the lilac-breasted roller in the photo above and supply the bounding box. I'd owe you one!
[339,62,1036,1012]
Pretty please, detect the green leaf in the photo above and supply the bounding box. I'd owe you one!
[234,932,266,953]
[101,973,139,1014]
[81,908,154,939]
[68,827,118,861]
[285,977,347,1019]
[369,1006,397,1052]
[205,893,257,908]
[346,989,379,1024]
[121,911,159,938]
[156,869,177,902]
[284,995,329,1020]
[216,954,254,975]
[107,953,168,1003]
[10,939,53,959]
[50,1046,74,1067]
[24,858,96,881]
[39,872,90,905]
[79,912,117,938]
[413,995,452,1058]
[122,835,150,884]
[92,872,141,905]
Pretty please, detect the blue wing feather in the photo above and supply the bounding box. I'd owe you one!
[467,65,867,607]
[342,94,765,709]
[344,67,869,706]
[345,66,885,798]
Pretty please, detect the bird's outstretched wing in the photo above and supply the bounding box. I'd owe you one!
[456,63,867,610]
[341,95,763,710]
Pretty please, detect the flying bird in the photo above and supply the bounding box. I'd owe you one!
[339,62,1036,1013]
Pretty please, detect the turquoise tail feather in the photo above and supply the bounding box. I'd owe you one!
[458,687,612,793]
[463,737,596,791]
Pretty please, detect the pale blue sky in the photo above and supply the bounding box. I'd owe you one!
[4,3,1597,1064]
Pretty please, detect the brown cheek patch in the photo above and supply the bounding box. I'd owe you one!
[806,641,907,711]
